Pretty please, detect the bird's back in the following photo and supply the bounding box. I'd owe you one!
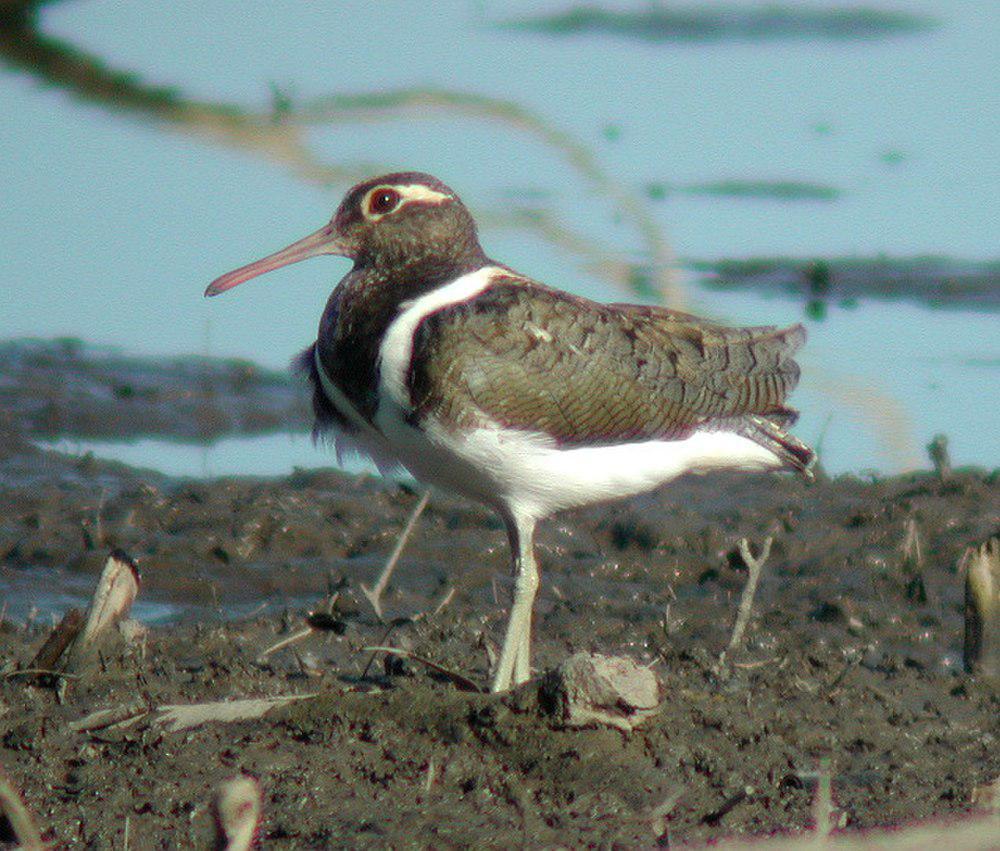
[406,273,814,474]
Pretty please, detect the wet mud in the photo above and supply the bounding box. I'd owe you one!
[0,344,998,847]
[0,339,308,442]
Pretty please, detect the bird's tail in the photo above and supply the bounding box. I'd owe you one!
[741,412,817,478]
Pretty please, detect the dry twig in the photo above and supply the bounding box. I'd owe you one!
[361,490,430,620]
[901,517,923,569]
[703,786,754,826]
[963,538,1000,680]
[901,518,928,603]
[812,757,835,838]
[423,759,436,795]
[68,699,150,733]
[363,646,485,693]
[258,626,316,661]
[67,550,141,669]
[432,586,456,617]
[258,591,346,662]
[718,537,773,672]
[154,694,319,733]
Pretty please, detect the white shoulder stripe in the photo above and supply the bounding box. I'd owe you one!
[378,265,503,410]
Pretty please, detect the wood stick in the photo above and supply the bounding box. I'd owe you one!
[963,538,999,680]
[723,536,773,660]
[361,489,430,620]
[362,646,485,693]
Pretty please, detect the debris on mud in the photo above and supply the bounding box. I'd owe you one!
[539,652,660,730]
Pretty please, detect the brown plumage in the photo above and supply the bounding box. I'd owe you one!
[409,275,813,473]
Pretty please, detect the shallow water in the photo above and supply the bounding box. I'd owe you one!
[33,288,1000,476]
[40,432,376,480]
[0,564,182,625]
[1,1,998,475]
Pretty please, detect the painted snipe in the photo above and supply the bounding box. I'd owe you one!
[206,172,815,692]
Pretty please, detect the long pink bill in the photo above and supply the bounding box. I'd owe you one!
[204,224,347,297]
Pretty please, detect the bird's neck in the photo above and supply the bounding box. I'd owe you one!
[359,233,488,287]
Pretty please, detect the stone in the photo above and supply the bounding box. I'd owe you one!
[539,653,660,731]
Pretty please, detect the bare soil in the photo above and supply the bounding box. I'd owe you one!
[0,342,998,848]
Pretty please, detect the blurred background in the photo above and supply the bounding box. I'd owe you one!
[1,0,997,477]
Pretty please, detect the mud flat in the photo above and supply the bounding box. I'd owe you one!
[1,440,998,845]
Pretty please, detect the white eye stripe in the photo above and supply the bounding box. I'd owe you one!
[363,184,454,219]
[394,184,454,204]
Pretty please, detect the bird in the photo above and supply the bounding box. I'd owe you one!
[205,172,815,693]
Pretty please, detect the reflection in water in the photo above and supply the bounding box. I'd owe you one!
[499,6,936,42]
[651,180,841,202]
[809,371,917,469]
[0,0,680,305]
[694,257,1000,312]
[38,431,365,481]
[805,261,832,322]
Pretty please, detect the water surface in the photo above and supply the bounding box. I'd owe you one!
[1,0,997,474]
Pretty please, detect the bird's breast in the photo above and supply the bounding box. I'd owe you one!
[316,276,399,423]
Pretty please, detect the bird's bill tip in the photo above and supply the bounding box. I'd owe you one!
[204,225,347,297]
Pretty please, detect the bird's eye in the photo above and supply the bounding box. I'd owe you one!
[367,188,401,217]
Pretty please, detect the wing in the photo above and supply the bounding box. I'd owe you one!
[407,274,812,468]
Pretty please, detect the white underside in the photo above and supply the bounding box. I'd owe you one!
[316,349,782,522]
[377,411,783,521]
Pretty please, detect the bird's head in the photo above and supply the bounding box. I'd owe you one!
[205,172,484,296]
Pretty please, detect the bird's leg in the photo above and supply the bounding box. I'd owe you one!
[511,543,536,687]
[491,513,539,693]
